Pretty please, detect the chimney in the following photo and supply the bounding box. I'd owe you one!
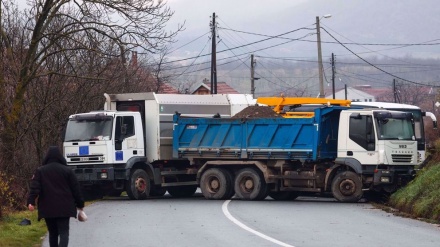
[131,51,138,68]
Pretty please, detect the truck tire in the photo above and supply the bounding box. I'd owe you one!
[234,168,267,200]
[331,171,363,202]
[126,169,150,200]
[167,185,197,198]
[269,191,299,201]
[223,169,236,199]
[200,168,234,200]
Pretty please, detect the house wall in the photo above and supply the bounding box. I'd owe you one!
[328,87,375,102]
[193,88,210,95]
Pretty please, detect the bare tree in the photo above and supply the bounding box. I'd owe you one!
[0,1,182,214]
[0,0,183,172]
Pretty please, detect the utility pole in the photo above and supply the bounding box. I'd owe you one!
[316,16,325,98]
[251,54,256,98]
[210,12,217,94]
[393,78,397,103]
[331,53,336,99]
[344,84,347,100]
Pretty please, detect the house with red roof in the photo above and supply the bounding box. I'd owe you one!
[157,83,179,94]
[191,79,240,95]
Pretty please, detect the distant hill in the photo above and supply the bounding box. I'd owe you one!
[234,0,440,95]
[256,0,440,58]
[167,0,440,96]
[223,57,440,97]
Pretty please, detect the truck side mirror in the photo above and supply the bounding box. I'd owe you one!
[121,124,127,135]
[350,113,361,119]
[366,116,373,134]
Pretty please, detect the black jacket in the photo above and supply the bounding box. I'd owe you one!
[27,146,84,220]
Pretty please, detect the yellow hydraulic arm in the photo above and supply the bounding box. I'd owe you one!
[257,97,352,118]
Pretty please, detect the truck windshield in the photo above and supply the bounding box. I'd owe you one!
[375,113,414,141]
[391,109,422,142]
[65,116,113,142]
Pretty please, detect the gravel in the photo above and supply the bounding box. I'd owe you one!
[232,105,282,119]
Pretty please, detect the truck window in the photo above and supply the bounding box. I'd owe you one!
[115,116,135,139]
[349,115,375,151]
[65,116,113,142]
[376,118,414,140]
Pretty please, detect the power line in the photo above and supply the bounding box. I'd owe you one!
[220,26,440,46]
[217,39,250,77]
[171,38,211,79]
[166,31,211,55]
[255,55,440,68]
[218,26,316,40]
[161,53,247,71]
[321,27,440,87]
[161,26,316,65]
[319,24,433,64]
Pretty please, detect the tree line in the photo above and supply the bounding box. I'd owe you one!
[0,0,182,218]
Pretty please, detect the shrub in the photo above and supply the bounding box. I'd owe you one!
[0,171,26,220]
[390,163,440,222]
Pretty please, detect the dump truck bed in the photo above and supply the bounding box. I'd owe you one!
[173,106,346,161]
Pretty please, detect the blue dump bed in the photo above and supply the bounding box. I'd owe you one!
[173,106,347,161]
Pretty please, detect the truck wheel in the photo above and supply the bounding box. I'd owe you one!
[126,169,150,200]
[167,185,197,198]
[200,168,234,200]
[256,183,269,200]
[269,191,299,201]
[331,171,363,202]
[234,168,267,200]
[223,169,236,199]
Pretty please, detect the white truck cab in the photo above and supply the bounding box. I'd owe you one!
[64,111,144,167]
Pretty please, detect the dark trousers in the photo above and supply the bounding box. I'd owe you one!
[45,217,70,247]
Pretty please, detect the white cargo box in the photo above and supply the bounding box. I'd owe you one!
[106,93,255,162]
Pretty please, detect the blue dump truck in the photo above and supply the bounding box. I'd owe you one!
[64,94,417,202]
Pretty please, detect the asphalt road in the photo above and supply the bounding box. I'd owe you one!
[42,193,440,247]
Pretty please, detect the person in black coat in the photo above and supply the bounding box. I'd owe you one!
[27,146,85,247]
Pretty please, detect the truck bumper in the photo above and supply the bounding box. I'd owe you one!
[373,167,415,187]
[71,166,127,184]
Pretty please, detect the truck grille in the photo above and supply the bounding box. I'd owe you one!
[67,155,104,163]
[392,154,413,163]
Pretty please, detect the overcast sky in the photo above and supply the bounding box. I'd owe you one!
[11,0,440,95]
[166,0,308,32]
[165,0,440,60]
[13,0,440,60]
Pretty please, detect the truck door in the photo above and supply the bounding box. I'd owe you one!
[114,115,137,162]
[346,113,378,164]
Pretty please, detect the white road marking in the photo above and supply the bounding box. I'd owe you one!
[222,200,295,247]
